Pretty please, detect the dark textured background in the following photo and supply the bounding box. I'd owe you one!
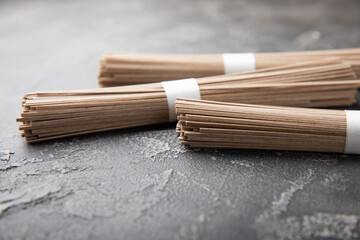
[1,0,360,239]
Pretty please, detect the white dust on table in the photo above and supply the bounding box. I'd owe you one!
[300,213,359,239]
[0,150,14,162]
[136,136,171,161]
[63,169,173,220]
[255,169,313,238]
[175,170,224,212]
[262,213,360,240]
[0,162,20,171]
[174,170,220,240]
[255,169,360,239]
[0,150,21,171]
[29,158,44,163]
[63,188,117,220]
[118,169,173,219]
[26,170,41,176]
[22,140,95,177]
[320,170,348,191]
[127,129,190,162]
[0,183,62,216]
[230,159,254,167]
[257,169,314,222]
[175,171,212,193]
[0,140,109,218]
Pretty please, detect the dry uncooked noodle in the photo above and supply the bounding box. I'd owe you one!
[18,60,360,142]
[99,48,360,87]
[176,98,358,154]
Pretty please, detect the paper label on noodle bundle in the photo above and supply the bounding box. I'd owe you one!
[222,53,256,74]
[345,110,360,154]
[161,78,201,122]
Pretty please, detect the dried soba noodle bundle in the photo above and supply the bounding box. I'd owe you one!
[99,48,360,87]
[176,98,360,154]
[18,60,360,142]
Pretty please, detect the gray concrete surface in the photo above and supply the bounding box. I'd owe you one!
[1,0,360,239]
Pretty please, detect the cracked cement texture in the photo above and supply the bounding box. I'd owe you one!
[1,0,360,239]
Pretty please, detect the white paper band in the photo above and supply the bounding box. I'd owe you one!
[222,53,256,74]
[161,78,201,122]
[345,110,360,154]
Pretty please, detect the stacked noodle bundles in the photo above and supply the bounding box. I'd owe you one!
[17,60,360,143]
[176,98,360,154]
[99,48,360,87]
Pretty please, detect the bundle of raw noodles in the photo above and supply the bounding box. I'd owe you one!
[18,59,360,142]
[176,98,360,154]
[99,48,360,87]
